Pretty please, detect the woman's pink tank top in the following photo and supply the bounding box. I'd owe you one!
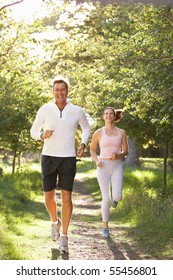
[99,127,123,158]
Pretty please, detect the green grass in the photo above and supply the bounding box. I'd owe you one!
[0,157,173,259]
[0,163,49,259]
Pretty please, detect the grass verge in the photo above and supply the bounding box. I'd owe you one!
[0,158,173,259]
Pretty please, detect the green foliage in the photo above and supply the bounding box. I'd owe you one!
[1,0,173,176]
[0,4,48,171]
[40,1,173,148]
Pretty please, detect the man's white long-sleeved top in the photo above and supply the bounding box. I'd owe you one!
[30,100,90,157]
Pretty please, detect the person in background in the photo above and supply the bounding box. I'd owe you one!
[30,78,90,253]
[90,107,128,238]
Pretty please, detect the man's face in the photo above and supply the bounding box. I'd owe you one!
[53,82,68,104]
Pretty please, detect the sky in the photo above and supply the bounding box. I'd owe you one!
[6,0,173,23]
[7,0,48,22]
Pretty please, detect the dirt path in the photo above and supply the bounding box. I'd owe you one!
[50,175,152,260]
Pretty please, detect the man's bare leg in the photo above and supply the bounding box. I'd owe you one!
[61,189,73,235]
[44,189,61,241]
[44,189,57,222]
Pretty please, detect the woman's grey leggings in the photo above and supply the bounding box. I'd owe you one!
[97,159,123,222]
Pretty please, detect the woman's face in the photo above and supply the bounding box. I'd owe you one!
[103,108,115,123]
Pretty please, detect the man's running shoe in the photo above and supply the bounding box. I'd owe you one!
[103,227,110,238]
[111,199,118,208]
[51,219,61,241]
[59,235,69,254]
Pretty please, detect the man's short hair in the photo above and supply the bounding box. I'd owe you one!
[53,79,68,90]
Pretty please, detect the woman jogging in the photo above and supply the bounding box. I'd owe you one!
[90,107,128,238]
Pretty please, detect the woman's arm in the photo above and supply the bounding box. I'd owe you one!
[121,129,128,157]
[90,129,103,167]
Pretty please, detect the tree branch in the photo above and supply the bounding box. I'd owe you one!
[0,29,19,57]
[133,56,173,62]
[0,0,24,12]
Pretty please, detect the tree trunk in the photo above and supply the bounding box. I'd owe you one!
[163,142,168,188]
[124,137,140,167]
[18,152,21,168]
[12,149,17,174]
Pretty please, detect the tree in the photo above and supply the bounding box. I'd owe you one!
[0,1,48,172]
[39,1,173,188]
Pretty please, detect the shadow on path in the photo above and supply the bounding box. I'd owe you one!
[51,248,69,260]
[106,237,141,260]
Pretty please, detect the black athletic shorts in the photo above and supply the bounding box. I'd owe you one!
[41,155,76,192]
